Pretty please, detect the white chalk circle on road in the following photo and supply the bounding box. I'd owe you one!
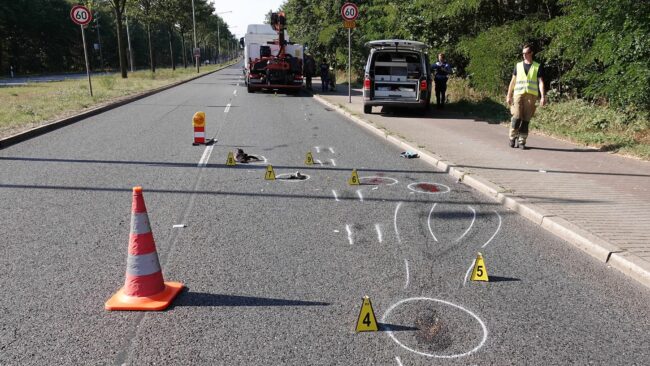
[359,176,399,185]
[381,297,488,359]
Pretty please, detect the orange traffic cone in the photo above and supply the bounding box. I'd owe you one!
[105,186,184,311]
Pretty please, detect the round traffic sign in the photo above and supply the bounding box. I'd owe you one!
[341,3,359,21]
[70,5,92,26]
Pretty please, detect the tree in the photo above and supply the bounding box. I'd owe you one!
[107,0,128,78]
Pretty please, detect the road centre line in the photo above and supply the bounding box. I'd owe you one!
[329,147,335,153]
[394,202,403,244]
[356,189,364,202]
[456,206,476,242]
[404,259,410,289]
[197,145,214,167]
[224,103,231,113]
[427,203,439,242]
[375,224,383,243]
[345,224,353,245]
[481,210,502,248]
[330,159,337,166]
[332,190,340,202]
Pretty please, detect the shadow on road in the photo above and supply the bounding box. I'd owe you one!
[378,323,419,332]
[488,276,521,282]
[172,290,330,307]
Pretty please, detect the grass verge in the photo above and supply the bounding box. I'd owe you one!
[444,77,650,160]
[0,62,235,139]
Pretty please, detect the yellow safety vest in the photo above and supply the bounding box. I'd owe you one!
[514,61,539,96]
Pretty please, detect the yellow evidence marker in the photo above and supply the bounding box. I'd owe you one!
[348,169,360,185]
[305,151,314,166]
[226,151,236,166]
[355,296,378,332]
[470,252,489,282]
[265,165,276,180]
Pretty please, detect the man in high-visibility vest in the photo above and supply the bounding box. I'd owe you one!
[506,44,546,149]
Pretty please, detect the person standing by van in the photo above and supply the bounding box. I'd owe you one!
[304,54,315,90]
[319,59,330,92]
[431,53,452,109]
[506,44,546,149]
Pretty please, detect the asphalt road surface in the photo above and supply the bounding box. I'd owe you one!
[1,63,649,365]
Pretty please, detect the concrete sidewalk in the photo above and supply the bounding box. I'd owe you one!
[310,82,650,289]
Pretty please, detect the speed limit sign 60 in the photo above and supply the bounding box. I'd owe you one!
[341,3,359,21]
[70,5,92,26]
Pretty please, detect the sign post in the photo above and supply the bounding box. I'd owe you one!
[341,3,359,103]
[70,5,93,97]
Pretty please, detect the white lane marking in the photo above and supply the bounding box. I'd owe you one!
[356,189,364,202]
[463,259,476,287]
[403,259,410,289]
[395,356,403,366]
[345,224,353,245]
[328,147,335,153]
[332,190,340,202]
[330,159,337,166]
[233,90,237,95]
[237,83,239,87]
[427,203,438,242]
[315,146,321,153]
[382,297,488,359]
[375,224,383,243]
[315,159,323,166]
[198,145,214,167]
[481,210,502,248]
[456,206,476,242]
[224,103,231,113]
[393,202,403,245]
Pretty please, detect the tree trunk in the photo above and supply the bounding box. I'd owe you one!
[168,28,175,71]
[181,33,187,68]
[147,23,155,73]
[114,10,128,78]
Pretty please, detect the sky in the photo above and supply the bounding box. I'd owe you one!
[210,0,286,40]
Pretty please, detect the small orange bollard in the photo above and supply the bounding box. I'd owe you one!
[192,111,206,145]
[105,187,184,311]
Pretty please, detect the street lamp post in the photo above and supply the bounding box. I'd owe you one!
[215,11,232,64]
[191,0,199,72]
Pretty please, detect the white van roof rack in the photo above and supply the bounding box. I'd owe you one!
[365,39,428,51]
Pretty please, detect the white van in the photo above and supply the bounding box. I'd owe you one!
[363,40,432,114]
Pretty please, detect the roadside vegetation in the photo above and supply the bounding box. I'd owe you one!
[284,0,649,160]
[0,63,233,138]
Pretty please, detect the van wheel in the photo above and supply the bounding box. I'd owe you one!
[247,85,254,93]
[363,105,372,114]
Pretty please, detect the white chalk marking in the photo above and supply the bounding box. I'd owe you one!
[427,203,439,242]
[481,210,503,248]
[456,206,476,242]
[333,229,340,233]
[407,182,451,194]
[315,159,323,166]
[197,145,214,167]
[224,103,231,113]
[233,90,237,95]
[315,146,321,153]
[375,224,383,243]
[330,158,337,166]
[172,224,186,228]
[356,189,364,202]
[393,202,403,245]
[382,297,488,359]
[328,147,335,153]
[345,224,353,245]
[403,259,410,289]
[332,190,340,202]
[360,176,399,186]
[463,259,476,287]
[395,356,403,366]
[236,83,239,87]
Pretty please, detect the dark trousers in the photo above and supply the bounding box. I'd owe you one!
[305,75,312,89]
[435,80,447,106]
[321,76,329,91]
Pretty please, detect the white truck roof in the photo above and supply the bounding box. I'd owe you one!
[365,39,428,51]
[245,24,289,42]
